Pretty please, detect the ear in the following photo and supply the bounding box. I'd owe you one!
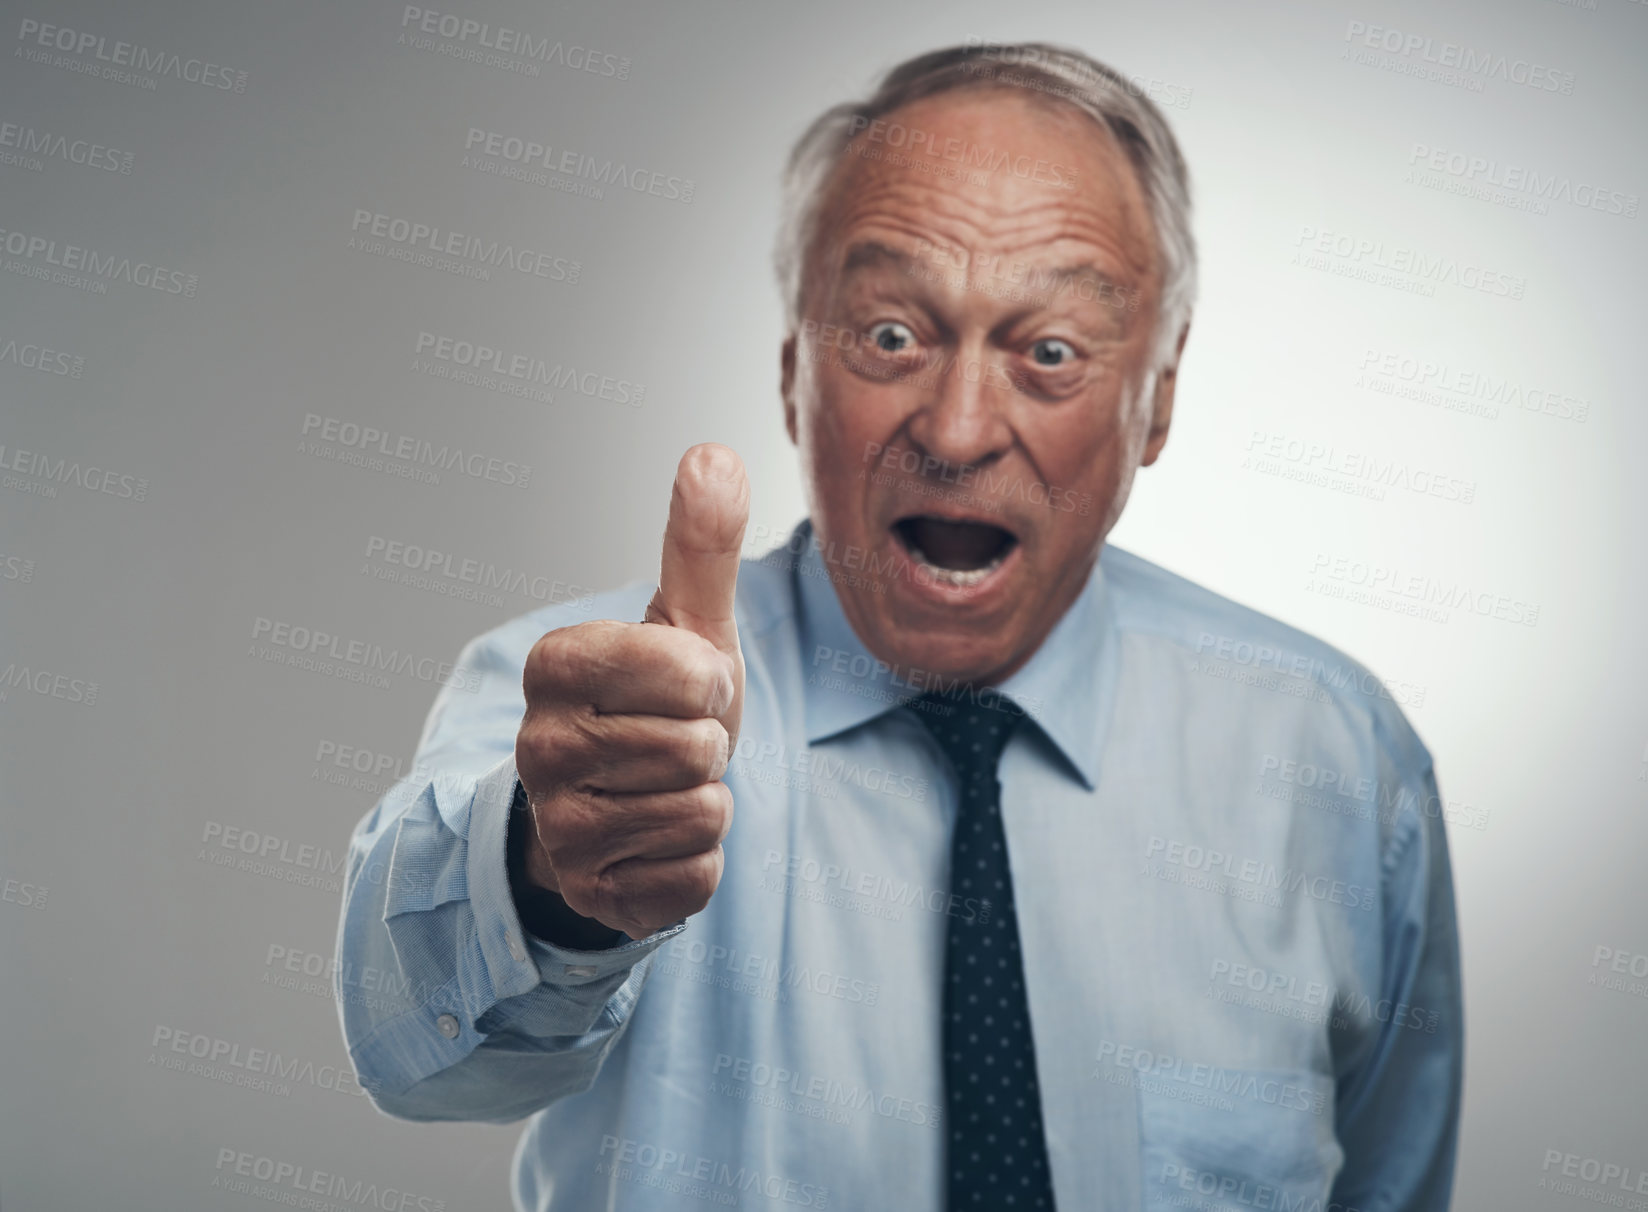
[781,333,799,445]
[1141,318,1190,468]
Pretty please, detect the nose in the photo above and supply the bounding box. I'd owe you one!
[903,341,1015,474]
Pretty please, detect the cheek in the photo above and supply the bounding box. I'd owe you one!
[796,372,876,530]
[1029,393,1130,491]
[804,366,909,471]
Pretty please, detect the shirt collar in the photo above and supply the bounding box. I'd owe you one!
[789,519,1114,790]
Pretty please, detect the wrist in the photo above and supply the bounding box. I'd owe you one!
[507,780,627,951]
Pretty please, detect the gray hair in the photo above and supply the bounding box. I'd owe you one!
[774,41,1197,363]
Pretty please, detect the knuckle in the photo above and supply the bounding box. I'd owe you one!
[590,864,633,928]
[557,867,600,919]
[550,790,606,851]
[528,621,620,699]
[514,726,552,787]
[659,632,729,713]
[516,715,586,788]
[691,781,734,846]
[697,719,731,780]
[685,661,729,719]
[679,847,723,908]
[525,627,576,695]
[665,719,719,779]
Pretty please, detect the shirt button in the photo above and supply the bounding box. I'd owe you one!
[508,935,526,962]
[435,1014,460,1039]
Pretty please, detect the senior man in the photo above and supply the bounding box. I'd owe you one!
[337,42,1462,1211]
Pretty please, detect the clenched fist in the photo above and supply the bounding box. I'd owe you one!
[513,444,749,941]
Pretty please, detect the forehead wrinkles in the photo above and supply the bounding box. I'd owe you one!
[818,144,1158,296]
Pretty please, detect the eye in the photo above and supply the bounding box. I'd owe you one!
[1029,338,1077,367]
[868,321,917,354]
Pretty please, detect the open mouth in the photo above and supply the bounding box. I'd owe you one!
[892,515,1019,587]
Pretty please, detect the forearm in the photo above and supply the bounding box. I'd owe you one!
[337,755,678,1123]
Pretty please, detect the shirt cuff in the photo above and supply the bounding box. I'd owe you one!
[522,922,686,988]
[464,755,562,1004]
[466,757,685,995]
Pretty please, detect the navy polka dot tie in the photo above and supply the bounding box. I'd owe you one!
[912,691,1057,1210]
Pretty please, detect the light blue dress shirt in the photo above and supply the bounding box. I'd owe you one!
[336,520,1462,1211]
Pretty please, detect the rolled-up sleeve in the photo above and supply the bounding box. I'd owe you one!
[333,617,681,1124]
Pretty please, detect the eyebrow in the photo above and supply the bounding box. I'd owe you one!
[839,240,1128,299]
[841,241,916,275]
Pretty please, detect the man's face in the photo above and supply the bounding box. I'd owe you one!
[782,88,1186,687]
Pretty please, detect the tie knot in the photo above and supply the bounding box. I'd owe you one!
[910,690,1021,781]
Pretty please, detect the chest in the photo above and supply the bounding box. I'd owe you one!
[625,712,1373,1208]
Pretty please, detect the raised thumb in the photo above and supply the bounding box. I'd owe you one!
[644,443,749,659]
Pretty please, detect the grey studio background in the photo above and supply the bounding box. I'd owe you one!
[0,0,1643,1207]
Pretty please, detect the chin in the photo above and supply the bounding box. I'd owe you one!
[865,614,1023,687]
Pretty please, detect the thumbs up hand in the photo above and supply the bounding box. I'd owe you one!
[515,445,750,940]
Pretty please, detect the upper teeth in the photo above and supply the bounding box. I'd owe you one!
[907,543,1007,588]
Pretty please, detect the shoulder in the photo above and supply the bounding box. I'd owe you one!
[1099,544,1434,781]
